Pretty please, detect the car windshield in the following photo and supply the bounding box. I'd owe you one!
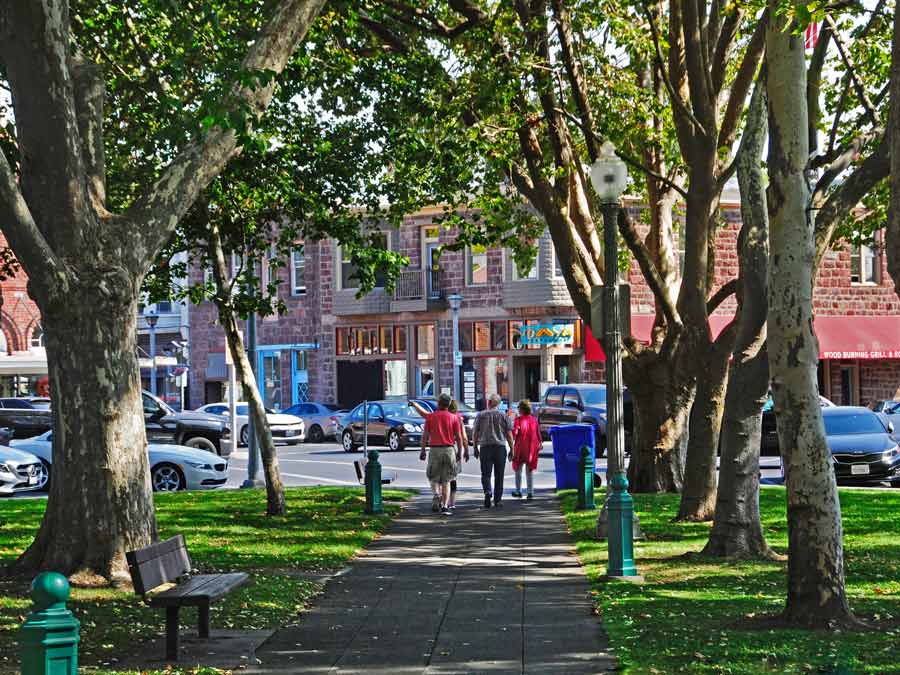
[382,403,421,418]
[579,388,607,406]
[823,412,886,436]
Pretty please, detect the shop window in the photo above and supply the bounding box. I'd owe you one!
[474,322,491,351]
[416,324,435,360]
[359,327,379,355]
[380,326,394,354]
[262,353,282,410]
[850,235,880,284]
[509,321,524,350]
[395,326,407,353]
[384,360,408,397]
[291,245,306,295]
[336,327,353,355]
[491,321,507,351]
[459,322,473,352]
[467,245,488,285]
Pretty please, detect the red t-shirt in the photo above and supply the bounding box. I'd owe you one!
[425,409,460,447]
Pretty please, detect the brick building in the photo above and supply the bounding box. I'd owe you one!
[0,234,47,397]
[187,198,900,411]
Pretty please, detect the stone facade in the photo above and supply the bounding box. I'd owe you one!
[187,202,900,411]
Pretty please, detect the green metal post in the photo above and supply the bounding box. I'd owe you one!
[20,572,80,675]
[577,446,595,510]
[607,473,638,577]
[364,450,384,514]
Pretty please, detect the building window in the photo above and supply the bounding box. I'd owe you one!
[230,253,244,281]
[416,324,435,360]
[474,321,491,351]
[460,322,473,352]
[511,248,539,280]
[338,233,389,290]
[155,301,172,314]
[491,321,507,351]
[380,325,394,354]
[850,236,879,284]
[467,245,488,286]
[30,325,44,349]
[291,245,306,295]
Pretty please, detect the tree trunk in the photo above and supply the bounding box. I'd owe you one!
[705,77,777,559]
[887,2,900,291]
[624,351,694,492]
[208,224,286,516]
[15,284,156,583]
[766,12,858,627]
[677,334,732,521]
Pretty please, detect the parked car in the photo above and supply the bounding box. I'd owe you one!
[0,398,53,439]
[21,397,52,410]
[282,402,345,442]
[341,401,424,452]
[0,445,45,495]
[761,393,836,455]
[196,402,304,446]
[11,430,228,492]
[142,390,231,457]
[821,407,900,487]
[869,400,900,413]
[410,397,477,442]
[535,384,633,457]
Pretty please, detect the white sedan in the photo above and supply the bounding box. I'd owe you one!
[0,445,45,495]
[11,431,229,492]
[196,403,305,446]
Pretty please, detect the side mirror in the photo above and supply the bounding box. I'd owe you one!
[889,421,895,434]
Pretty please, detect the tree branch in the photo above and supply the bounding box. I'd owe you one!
[707,278,738,315]
[824,13,879,127]
[717,10,768,152]
[709,7,742,95]
[806,21,833,154]
[125,0,326,271]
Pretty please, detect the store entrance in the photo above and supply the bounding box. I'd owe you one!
[514,355,541,403]
[337,361,384,409]
[554,355,572,385]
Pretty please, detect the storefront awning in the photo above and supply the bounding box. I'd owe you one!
[587,314,900,363]
[815,316,900,360]
[0,352,48,375]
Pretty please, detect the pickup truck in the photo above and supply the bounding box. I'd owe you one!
[0,398,53,439]
[142,390,232,457]
[536,384,632,457]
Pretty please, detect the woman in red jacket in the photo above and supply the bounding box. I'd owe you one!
[511,399,542,499]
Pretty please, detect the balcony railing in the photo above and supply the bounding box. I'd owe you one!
[393,269,444,302]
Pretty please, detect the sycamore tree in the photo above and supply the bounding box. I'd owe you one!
[0,0,326,581]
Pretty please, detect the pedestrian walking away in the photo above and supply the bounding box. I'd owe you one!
[511,399,541,499]
[419,393,466,515]
[411,397,469,512]
[473,393,514,509]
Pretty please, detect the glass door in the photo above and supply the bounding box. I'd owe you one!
[257,350,283,410]
[291,350,309,405]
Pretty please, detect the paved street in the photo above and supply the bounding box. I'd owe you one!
[248,490,615,674]
[225,440,787,490]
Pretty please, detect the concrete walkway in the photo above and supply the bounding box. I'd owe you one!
[250,490,616,674]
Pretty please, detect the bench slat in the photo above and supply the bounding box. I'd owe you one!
[148,573,249,607]
[126,535,192,595]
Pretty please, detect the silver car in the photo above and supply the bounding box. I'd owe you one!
[0,446,45,495]
[11,431,229,492]
[282,402,346,442]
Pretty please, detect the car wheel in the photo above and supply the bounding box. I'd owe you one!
[36,460,50,492]
[891,478,900,488]
[342,430,357,453]
[240,425,249,446]
[152,463,185,492]
[308,424,324,443]
[184,436,218,455]
[388,429,403,452]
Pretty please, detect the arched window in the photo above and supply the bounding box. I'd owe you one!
[30,324,44,349]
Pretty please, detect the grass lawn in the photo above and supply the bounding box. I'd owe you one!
[560,486,900,674]
[0,486,413,675]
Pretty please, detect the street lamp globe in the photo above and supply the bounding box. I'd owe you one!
[146,311,159,329]
[590,141,628,203]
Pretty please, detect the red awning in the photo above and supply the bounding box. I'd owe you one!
[815,316,900,360]
[586,314,900,363]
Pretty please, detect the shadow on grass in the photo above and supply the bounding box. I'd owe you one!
[559,487,900,674]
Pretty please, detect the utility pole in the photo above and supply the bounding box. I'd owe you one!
[447,294,463,401]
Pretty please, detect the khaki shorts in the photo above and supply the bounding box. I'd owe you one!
[427,446,458,484]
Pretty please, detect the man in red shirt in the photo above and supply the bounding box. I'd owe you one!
[420,393,466,515]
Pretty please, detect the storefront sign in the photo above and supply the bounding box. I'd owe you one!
[520,324,575,346]
[822,350,900,360]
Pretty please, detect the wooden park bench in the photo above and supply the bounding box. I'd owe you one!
[353,459,396,485]
[125,535,249,661]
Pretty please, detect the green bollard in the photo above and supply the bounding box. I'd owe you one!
[20,572,80,675]
[577,446,596,510]
[364,450,384,514]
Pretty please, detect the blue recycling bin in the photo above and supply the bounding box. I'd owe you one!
[549,424,596,490]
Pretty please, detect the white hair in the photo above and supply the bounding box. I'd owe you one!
[488,394,501,408]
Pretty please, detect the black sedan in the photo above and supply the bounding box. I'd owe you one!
[823,407,900,487]
[341,401,424,452]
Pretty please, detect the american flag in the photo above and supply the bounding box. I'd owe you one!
[805,21,820,50]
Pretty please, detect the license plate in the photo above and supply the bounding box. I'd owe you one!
[851,464,870,475]
[27,475,37,485]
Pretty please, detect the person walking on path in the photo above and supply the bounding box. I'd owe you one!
[420,393,465,515]
[411,397,469,511]
[511,399,542,500]
[473,393,514,509]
